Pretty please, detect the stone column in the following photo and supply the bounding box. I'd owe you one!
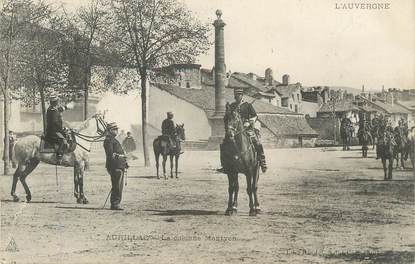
[213,10,226,116]
[208,10,227,150]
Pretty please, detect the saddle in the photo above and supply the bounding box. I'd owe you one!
[40,130,77,154]
[158,135,177,149]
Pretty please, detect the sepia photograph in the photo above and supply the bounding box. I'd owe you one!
[0,0,414,263]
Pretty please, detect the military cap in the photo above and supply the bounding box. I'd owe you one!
[107,122,119,130]
[234,87,244,95]
[49,94,59,102]
[167,111,173,116]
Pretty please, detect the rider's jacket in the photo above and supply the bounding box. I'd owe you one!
[46,105,66,141]
[161,118,175,137]
[104,135,128,170]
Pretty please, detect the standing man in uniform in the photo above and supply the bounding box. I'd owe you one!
[225,87,267,173]
[103,122,128,210]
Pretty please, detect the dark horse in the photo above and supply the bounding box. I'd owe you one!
[358,129,372,158]
[222,103,260,216]
[153,124,185,180]
[378,129,396,180]
[393,127,410,170]
[340,121,353,151]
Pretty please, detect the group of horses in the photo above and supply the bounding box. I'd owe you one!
[9,110,412,216]
[340,119,415,180]
[8,107,260,216]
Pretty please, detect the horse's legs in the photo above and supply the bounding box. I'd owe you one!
[401,151,406,169]
[169,155,174,178]
[246,174,255,216]
[155,152,160,179]
[162,154,167,180]
[388,158,393,180]
[382,158,387,180]
[18,158,40,202]
[11,164,24,202]
[233,174,239,213]
[76,162,88,204]
[74,165,80,200]
[253,166,261,214]
[175,155,179,179]
[225,172,234,216]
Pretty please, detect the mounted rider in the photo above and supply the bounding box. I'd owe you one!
[340,114,352,131]
[45,94,72,164]
[228,87,267,173]
[161,111,182,152]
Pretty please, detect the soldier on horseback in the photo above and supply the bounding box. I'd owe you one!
[161,112,183,153]
[45,95,71,164]
[221,87,267,173]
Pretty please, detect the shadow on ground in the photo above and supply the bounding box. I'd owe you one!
[145,209,221,216]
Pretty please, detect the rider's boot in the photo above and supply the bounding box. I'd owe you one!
[256,143,267,173]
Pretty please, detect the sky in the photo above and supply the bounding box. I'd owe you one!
[51,0,414,91]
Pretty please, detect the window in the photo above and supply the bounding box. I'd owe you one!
[292,94,294,100]
[282,98,288,107]
[186,82,190,88]
[290,104,292,109]
[295,105,298,113]
[297,94,300,101]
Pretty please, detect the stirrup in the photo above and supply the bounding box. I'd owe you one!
[260,160,267,173]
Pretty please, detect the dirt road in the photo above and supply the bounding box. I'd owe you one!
[1,147,414,264]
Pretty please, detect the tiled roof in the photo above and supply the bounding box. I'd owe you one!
[370,100,411,114]
[359,105,377,113]
[274,84,301,98]
[397,100,415,111]
[259,115,318,136]
[254,91,277,98]
[151,82,318,137]
[318,100,359,113]
[231,72,268,92]
[151,82,299,116]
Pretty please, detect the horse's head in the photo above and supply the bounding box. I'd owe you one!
[176,124,185,141]
[224,103,242,141]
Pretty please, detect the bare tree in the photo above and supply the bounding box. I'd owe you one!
[104,0,210,166]
[0,0,51,175]
[14,4,69,132]
[64,0,107,120]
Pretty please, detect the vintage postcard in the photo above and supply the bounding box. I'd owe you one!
[0,0,414,263]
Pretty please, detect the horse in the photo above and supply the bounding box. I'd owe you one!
[340,121,353,151]
[378,129,396,180]
[358,129,372,158]
[393,127,410,170]
[222,103,260,216]
[408,127,415,170]
[10,114,107,203]
[153,124,185,180]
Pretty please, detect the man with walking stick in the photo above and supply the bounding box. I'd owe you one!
[103,122,128,210]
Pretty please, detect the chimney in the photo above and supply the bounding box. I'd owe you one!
[265,68,273,86]
[386,92,394,106]
[368,92,372,102]
[247,73,256,81]
[282,74,290,85]
[213,10,226,116]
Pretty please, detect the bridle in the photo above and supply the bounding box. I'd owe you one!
[71,114,108,152]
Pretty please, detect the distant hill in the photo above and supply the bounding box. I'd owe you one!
[328,86,362,95]
[303,86,363,95]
